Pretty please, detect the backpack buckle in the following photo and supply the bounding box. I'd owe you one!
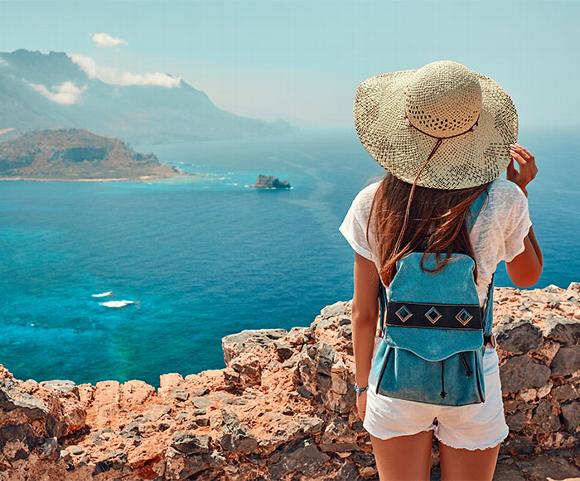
[484,333,496,348]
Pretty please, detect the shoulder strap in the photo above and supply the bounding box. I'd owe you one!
[482,272,495,336]
[378,280,387,337]
[468,187,494,334]
[466,187,490,233]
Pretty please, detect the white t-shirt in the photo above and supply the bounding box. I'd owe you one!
[339,178,532,306]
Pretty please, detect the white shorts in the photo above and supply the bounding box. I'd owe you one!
[363,344,510,451]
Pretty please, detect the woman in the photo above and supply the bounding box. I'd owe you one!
[339,60,543,480]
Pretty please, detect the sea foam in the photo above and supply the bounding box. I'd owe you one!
[100,300,135,308]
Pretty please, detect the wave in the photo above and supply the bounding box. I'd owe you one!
[92,291,113,298]
[99,300,135,309]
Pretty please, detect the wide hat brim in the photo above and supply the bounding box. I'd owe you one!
[353,68,518,190]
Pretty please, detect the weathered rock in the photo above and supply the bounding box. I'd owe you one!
[191,395,211,410]
[172,431,211,454]
[517,453,580,481]
[493,462,526,481]
[229,353,262,387]
[531,399,561,433]
[331,462,364,481]
[170,387,189,402]
[320,301,349,319]
[275,342,294,361]
[543,315,580,345]
[219,411,258,453]
[91,381,120,430]
[496,321,543,354]
[159,373,183,389]
[0,384,49,419]
[39,380,79,396]
[552,384,578,402]
[319,442,360,452]
[550,345,580,376]
[561,401,580,432]
[222,329,287,364]
[268,438,331,478]
[506,410,527,432]
[499,355,551,393]
[501,435,534,456]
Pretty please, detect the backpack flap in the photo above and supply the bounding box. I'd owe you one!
[384,252,484,362]
[385,325,483,362]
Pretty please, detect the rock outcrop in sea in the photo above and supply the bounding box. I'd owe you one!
[251,174,291,189]
[0,283,579,480]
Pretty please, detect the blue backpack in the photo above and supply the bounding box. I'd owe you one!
[368,189,495,406]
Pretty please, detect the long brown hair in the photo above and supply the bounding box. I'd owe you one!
[366,173,489,286]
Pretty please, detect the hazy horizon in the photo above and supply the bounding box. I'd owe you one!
[1,0,579,131]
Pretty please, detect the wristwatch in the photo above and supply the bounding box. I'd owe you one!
[353,383,369,394]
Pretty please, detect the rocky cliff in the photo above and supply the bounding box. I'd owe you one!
[0,284,579,480]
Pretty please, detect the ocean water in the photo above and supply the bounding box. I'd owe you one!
[0,129,578,386]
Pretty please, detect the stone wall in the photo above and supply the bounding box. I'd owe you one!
[0,284,578,480]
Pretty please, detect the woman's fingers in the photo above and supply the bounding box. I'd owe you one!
[507,143,537,194]
[513,143,534,161]
[512,143,538,176]
[510,149,528,166]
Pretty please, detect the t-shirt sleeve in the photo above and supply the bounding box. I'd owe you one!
[339,188,375,261]
[502,185,533,263]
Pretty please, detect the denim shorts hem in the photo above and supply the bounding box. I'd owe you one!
[363,420,436,441]
[435,426,509,451]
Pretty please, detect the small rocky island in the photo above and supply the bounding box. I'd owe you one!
[251,174,291,189]
[0,129,185,181]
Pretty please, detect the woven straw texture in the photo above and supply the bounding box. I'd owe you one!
[353,60,518,189]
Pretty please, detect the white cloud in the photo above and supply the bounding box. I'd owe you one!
[91,32,127,47]
[115,71,181,88]
[71,54,98,78]
[29,81,86,105]
[70,53,181,88]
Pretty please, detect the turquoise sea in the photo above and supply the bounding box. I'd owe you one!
[1,129,578,386]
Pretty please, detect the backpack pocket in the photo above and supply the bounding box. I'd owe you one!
[373,337,486,406]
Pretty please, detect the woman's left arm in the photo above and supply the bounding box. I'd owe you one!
[351,253,380,419]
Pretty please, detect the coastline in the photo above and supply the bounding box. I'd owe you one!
[0,172,196,183]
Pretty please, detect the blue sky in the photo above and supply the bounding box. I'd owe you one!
[1,0,579,129]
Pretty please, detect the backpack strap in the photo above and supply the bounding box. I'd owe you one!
[467,187,495,336]
[378,279,387,336]
[466,186,490,233]
[482,271,495,337]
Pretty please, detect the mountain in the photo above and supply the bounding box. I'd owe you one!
[0,128,183,180]
[0,49,295,144]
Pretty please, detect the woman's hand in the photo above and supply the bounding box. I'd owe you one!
[507,143,538,197]
[356,391,367,421]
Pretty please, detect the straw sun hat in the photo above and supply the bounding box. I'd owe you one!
[353,60,518,190]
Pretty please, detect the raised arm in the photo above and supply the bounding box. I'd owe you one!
[505,143,543,287]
